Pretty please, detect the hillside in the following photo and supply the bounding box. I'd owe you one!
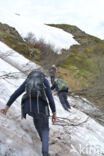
[0,22,75,69]
[0,22,104,109]
[47,24,104,109]
[0,22,40,62]
[0,41,104,156]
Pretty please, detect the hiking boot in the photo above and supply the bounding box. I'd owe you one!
[42,152,50,156]
[67,108,70,112]
[67,108,71,112]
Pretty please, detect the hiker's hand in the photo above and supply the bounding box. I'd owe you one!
[52,113,56,124]
[0,106,9,115]
[53,92,57,96]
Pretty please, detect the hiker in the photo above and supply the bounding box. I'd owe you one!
[51,77,71,111]
[49,65,56,85]
[0,70,56,156]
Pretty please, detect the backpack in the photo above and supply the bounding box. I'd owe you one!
[56,78,69,91]
[24,70,47,112]
[25,70,46,99]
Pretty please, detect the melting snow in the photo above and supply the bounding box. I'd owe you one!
[0,8,79,51]
[0,42,104,156]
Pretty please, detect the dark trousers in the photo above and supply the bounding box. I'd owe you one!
[33,113,49,155]
[50,75,55,85]
[58,91,71,110]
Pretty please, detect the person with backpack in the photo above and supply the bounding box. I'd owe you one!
[51,77,71,111]
[49,65,56,85]
[0,70,56,156]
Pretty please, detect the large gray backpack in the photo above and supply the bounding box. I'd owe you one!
[25,70,45,98]
[25,70,46,112]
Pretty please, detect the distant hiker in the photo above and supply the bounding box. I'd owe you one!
[51,77,71,111]
[49,65,56,85]
[0,70,56,156]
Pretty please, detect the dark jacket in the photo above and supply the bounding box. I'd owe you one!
[49,67,56,76]
[6,78,56,118]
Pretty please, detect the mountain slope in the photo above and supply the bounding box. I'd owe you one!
[1,21,104,110]
[0,41,104,156]
[47,24,104,108]
[0,22,40,62]
[0,22,78,69]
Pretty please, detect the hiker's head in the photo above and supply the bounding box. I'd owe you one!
[32,67,43,72]
[52,64,56,68]
[35,67,42,71]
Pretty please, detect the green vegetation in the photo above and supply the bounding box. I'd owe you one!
[48,24,104,109]
[0,22,40,62]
